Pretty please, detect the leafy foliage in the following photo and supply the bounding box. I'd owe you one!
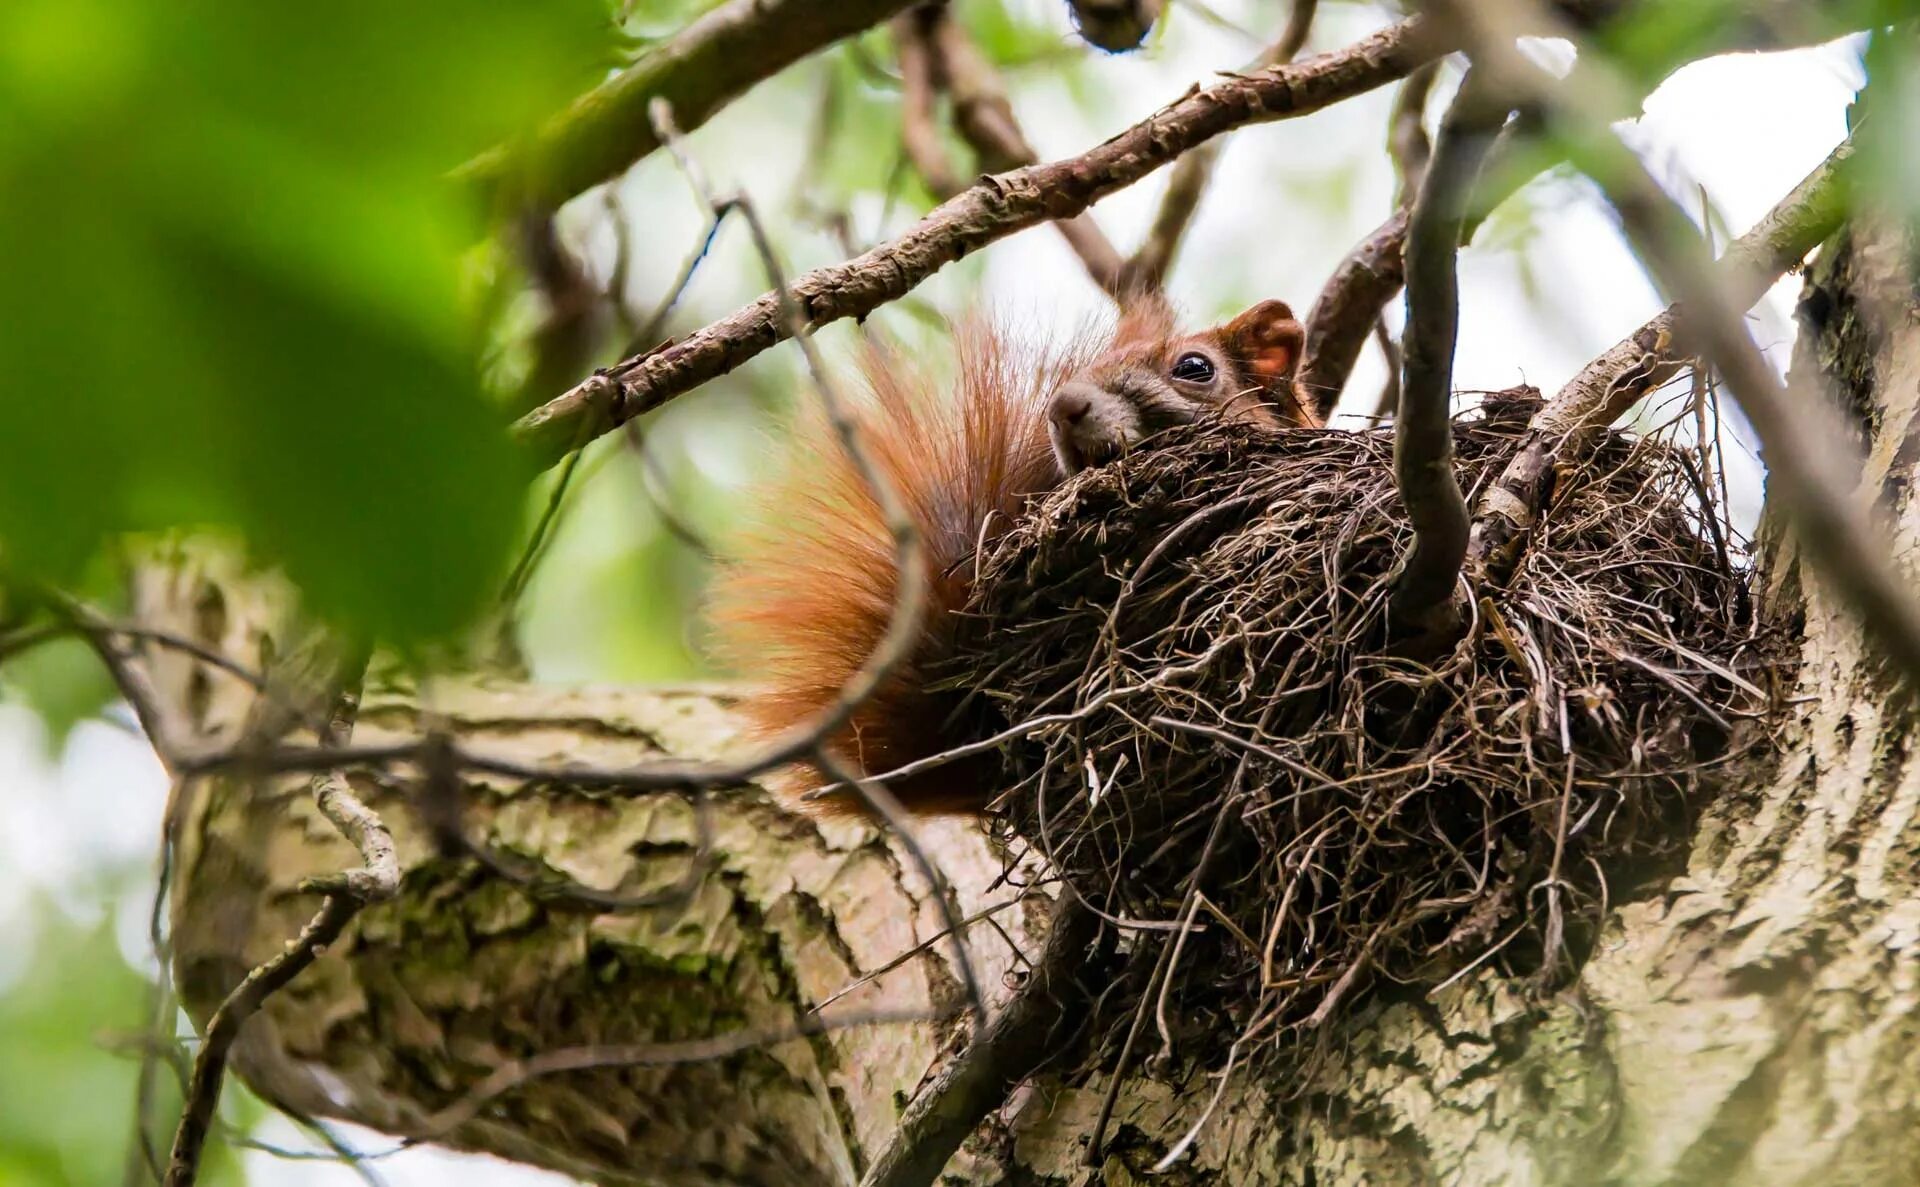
[0,0,604,642]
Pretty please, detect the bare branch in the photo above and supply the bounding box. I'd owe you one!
[514,16,1451,463]
[1470,137,1854,581]
[460,0,918,212]
[163,897,359,1186]
[893,7,960,199]
[1389,61,1440,205]
[813,748,985,1018]
[1389,69,1509,635]
[166,659,388,1187]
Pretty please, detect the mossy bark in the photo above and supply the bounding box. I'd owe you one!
[160,215,1920,1185]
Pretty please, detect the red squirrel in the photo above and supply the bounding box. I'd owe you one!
[711,295,1318,817]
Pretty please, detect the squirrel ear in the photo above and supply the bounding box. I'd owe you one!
[1220,299,1304,390]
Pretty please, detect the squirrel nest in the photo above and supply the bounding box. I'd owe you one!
[946,388,1779,1068]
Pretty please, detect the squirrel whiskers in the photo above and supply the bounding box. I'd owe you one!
[712,295,1315,818]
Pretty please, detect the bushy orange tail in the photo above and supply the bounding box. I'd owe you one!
[710,322,1081,816]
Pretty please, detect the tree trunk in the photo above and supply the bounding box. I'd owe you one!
[159,213,1920,1185]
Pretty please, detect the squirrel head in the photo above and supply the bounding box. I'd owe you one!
[1047,296,1315,475]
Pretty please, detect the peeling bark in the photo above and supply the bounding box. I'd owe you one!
[160,214,1920,1185]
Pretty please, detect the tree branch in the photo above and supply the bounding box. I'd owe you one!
[934,10,1128,294]
[513,15,1451,464]
[1469,136,1855,581]
[1389,69,1509,635]
[460,0,917,212]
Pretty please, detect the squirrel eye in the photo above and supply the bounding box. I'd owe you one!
[1170,352,1216,384]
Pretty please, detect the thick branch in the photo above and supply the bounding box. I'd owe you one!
[1389,71,1508,633]
[513,16,1451,463]
[1469,137,1854,581]
[461,0,916,212]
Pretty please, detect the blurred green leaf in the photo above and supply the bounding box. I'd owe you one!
[1857,27,1920,236]
[0,637,116,748]
[0,919,244,1187]
[0,0,604,642]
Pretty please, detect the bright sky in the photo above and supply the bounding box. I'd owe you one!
[0,4,1867,1183]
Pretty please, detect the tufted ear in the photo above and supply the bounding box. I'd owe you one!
[1219,299,1312,422]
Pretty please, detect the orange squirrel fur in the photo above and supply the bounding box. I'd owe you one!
[711,295,1317,817]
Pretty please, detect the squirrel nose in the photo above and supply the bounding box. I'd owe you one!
[1049,384,1097,427]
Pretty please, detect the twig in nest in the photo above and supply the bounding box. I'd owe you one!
[859,895,1099,1187]
[1390,68,1510,637]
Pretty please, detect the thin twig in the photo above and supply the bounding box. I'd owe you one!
[165,660,388,1187]
[924,6,1128,294]
[417,1008,940,1140]
[814,748,984,1018]
[164,895,362,1187]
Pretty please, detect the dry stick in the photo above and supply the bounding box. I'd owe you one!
[1451,5,1920,685]
[1389,61,1440,205]
[1389,69,1508,636]
[163,901,359,1187]
[1121,0,1319,293]
[1468,137,1854,582]
[1371,315,1404,420]
[460,0,919,212]
[514,16,1450,464]
[918,6,1128,295]
[860,895,1099,1187]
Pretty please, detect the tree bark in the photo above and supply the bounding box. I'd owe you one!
[158,213,1920,1185]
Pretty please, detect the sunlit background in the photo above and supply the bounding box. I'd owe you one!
[0,0,1865,1182]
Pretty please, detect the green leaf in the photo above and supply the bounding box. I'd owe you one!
[0,0,604,642]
